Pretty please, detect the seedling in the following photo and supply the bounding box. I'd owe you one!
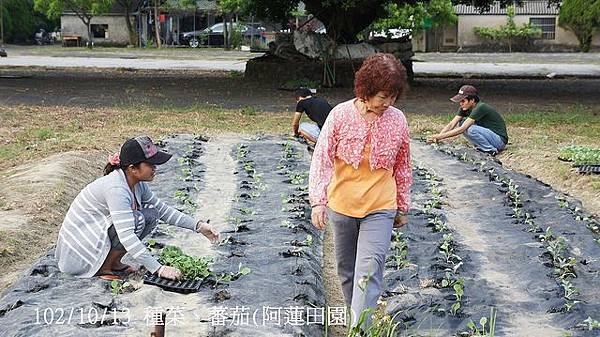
[280,220,298,230]
[582,317,600,330]
[347,301,403,337]
[179,167,192,180]
[290,234,313,247]
[243,162,255,174]
[159,245,213,280]
[561,279,580,300]
[111,279,123,295]
[391,231,410,269]
[288,171,308,185]
[173,189,197,211]
[214,263,251,287]
[558,145,600,165]
[236,145,248,160]
[447,278,465,316]
[428,216,448,232]
[239,207,255,215]
[228,216,249,232]
[281,247,305,257]
[466,307,497,337]
[538,227,555,242]
[554,256,577,279]
[174,189,187,202]
[564,300,580,312]
[547,236,567,262]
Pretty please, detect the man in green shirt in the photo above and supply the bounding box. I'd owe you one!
[427,85,508,156]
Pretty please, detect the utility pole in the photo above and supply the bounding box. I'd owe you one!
[0,0,4,46]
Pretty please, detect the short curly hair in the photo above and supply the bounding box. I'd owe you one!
[354,53,407,100]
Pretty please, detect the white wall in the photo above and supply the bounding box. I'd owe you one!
[457,15,600,48]
[61,14,132,45]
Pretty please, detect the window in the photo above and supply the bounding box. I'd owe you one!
[91,24,109,39]
[530,17,555,40]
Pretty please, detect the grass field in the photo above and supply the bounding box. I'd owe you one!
[2,103,598,205]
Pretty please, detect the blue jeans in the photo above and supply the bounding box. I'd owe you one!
[462,123,506,153]
[299,122,320,141]
[108,207,158,250]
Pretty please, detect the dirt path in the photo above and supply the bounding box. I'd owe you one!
[412,143,566,336]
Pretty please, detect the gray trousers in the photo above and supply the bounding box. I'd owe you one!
[328,208,395,326]
[108,207,159,251]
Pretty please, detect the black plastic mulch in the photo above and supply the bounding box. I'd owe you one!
[206,137,325,336]
[388,143,600,336]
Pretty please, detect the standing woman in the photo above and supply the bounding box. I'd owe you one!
[309,53,412,326]
[56,136,220,281]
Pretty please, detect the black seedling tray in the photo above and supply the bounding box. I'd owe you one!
[143,273,202,294]
[577,165,600,174]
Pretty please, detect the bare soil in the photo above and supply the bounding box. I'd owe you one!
[0,152,104,292]
[1,68,599,114]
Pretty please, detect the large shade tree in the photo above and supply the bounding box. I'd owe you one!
[246,0,560,43]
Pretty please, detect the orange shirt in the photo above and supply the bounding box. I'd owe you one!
[327,144,396,218]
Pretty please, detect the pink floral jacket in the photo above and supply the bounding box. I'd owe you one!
[308,99,412,213]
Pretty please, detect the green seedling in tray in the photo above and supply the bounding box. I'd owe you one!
[159,245,213,280]
[559,145,600,165]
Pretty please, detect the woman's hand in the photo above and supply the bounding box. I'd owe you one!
[426,135,439,144]
[157,265,182,280]
[311,205,328,230]
[394,211,408,228]
[196,222,221,244]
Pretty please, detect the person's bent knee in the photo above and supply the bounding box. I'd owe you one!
[464,126,478,137]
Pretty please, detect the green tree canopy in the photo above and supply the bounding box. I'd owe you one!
[245,0,560,43]
[1,0,58,43]
[558,0,600,52]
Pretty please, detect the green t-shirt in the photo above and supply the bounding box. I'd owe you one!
[458,102,508,143]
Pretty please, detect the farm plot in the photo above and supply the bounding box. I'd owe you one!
[1,135,599,337]
[380,142,600,337]
[0,134,325,337]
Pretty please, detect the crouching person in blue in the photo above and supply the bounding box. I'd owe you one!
[55,136,220,281]
[427,85,508,156]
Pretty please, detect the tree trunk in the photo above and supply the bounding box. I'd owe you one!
[577,33,592,52]
[154,0,161,48]
[85,19,93,49]
[124,6,137,46]
[223,14,230,50]
[0,0,4,45]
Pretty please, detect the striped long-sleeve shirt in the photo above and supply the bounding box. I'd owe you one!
[55,169,197,278]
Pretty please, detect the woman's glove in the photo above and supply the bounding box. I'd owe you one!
[196,222,221,244]
[157,265,182,280]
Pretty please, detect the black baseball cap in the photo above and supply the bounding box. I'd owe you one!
[295,87,313,98]
[119,136,171,167]
[450,85,478,102]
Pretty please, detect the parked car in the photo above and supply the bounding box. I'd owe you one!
[180,22,266,48]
